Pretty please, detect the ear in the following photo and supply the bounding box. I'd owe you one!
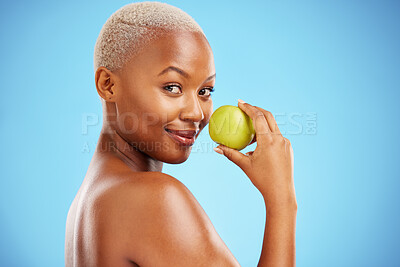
[95,67,117,102]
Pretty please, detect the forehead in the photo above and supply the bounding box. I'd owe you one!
[123,31,215,77]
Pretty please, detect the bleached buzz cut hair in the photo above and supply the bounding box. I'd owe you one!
[94,1,205,72]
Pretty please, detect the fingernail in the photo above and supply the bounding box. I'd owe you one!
[213,147,223,154]
[238,99,246,104]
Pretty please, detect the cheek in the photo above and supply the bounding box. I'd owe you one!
[126,93,170,133]
[137,103,172,134]
[116,107,167,138]
[202,101,213,126]
[138,112,165,136]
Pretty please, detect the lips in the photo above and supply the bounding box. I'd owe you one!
[165,128,199,146]
[165,128,198,138]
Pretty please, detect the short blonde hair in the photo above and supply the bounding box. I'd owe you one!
[93,1,205,72]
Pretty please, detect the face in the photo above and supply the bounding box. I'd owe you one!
[110,31,215,164]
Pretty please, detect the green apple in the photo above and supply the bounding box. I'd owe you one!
[209,105,255,150]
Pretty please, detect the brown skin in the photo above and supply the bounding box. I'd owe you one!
[65,30,296,267]
[216,102,297,266]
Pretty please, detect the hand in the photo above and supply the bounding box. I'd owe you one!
[214,100,296,209]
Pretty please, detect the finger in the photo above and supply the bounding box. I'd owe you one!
[284,138,294,176]
[214,145,251,173]
[248,134,257,145]
[253,106,281,135]
[285,137,294,159]
[237,100,271,143]
[245,151,254,156]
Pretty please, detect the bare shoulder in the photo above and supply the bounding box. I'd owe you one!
[96,171,240,267]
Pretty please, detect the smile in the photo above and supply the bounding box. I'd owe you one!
[164,128,197,146]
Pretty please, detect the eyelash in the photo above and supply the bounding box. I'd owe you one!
[163,84,215,97]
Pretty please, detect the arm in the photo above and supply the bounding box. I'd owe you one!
[143,173,297,267]
[214,100,297,267]
[258,202,297,267]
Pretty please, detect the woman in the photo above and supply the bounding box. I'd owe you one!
[65,2,297,266]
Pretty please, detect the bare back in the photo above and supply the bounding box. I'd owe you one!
[65,153,240,267]
[65,154,143,266]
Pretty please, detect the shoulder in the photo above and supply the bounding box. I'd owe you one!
[92,171,202,238]
[96,171,189,206]
[98,171,207,229]
[95,171,240,266]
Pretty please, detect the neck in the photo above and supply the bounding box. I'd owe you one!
[95,126,163,172]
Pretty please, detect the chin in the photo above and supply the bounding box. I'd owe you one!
[165,151,191,164]
[153,147,192,164]
[165,157,189,164]
[168,156,189,164]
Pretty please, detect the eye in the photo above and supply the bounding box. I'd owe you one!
[163,84,182,94]
[199,87,215,97]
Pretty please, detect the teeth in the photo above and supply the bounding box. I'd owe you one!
[165,128,194,139]
[175,133,192,139]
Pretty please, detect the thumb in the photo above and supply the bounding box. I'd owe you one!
[214,145,250,173]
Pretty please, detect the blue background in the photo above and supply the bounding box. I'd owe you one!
[1,0,399,266]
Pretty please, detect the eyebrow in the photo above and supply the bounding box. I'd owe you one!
[158,66,216,83]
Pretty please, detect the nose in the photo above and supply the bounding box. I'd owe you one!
[179,93,204,123]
